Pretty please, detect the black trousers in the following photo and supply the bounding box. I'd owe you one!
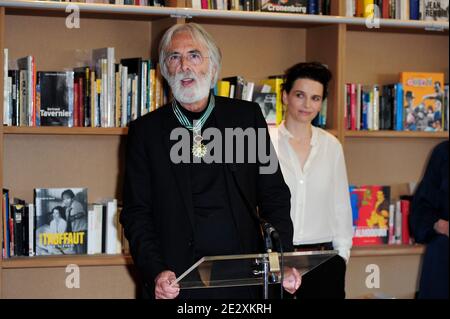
[294,255,347,299]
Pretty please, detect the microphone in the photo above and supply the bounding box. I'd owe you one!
[261,221,280,252]
[262,222,280,241]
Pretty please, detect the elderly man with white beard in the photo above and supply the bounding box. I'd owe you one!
[120,23,301,299]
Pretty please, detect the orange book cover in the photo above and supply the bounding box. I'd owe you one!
[400,72,445,131]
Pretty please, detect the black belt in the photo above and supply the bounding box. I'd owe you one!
[293,242,333,252]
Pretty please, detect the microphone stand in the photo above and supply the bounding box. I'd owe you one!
[261,222,281,299]
[263,232,273,299]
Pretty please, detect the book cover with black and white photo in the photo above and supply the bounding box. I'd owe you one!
[423,0,449,21]
[37,71,74,126]
[253,92,277,125]
[34,188,87,255]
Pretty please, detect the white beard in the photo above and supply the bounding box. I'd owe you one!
[168,66,213,104]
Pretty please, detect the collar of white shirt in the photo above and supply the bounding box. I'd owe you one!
[278,121,319,147]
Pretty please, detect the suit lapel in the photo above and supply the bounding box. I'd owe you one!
[162,106,195,232]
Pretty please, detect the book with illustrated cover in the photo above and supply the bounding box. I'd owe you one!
[350,185,391,246]
[34,188,87,255]
[37,71,74,126]
[401,72,445,131]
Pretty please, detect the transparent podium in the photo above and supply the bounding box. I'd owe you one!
[174,250,338,299]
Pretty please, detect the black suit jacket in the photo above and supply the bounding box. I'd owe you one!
[410,140,449,299]
[120,95,293,295]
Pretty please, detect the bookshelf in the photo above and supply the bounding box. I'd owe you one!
[3,126,128,135]
[0,0,448,299]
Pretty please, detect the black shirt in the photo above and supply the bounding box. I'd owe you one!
[179,102,241,259]
[177,101,257,299]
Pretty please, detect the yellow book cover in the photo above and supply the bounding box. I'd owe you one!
[363,0,374,17]
[90,71,96,127]
[261,77,285,125]
[150,68,157,112]
[400,72,445,131]
[216,80,231,98]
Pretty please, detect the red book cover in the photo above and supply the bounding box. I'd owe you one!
[345,84,350,129]
[351,83,357,131]
[401,199,411,244]
[351,185,391,245]
[77,77,84,127]
[74,82,79,127]
[382,0,389,18]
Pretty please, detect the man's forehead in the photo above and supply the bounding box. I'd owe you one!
[168,31,207,52]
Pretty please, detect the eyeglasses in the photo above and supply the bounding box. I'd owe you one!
[165,51,208,68]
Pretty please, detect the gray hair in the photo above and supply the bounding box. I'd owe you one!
[158,23,222,88]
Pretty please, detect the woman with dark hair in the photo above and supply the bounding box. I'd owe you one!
[270,62,353,299]
[49,206,67,234]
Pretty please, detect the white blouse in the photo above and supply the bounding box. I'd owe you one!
[269,123,353,262]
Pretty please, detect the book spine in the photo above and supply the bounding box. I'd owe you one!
[3,48,9,126]
[12,204,24,256]
[67,71,75,128]
[388,203,395,244]
[396,83,403,131]
[395,200,402,244]
[308,0,319,14]
[105,199,118,254]
[28,203,35,257]
[401,199,411,244]
[409,0,420,20]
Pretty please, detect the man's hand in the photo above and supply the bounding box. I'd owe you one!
[155,270,180,299]
[434,219,449,237]
[282,267,301,294]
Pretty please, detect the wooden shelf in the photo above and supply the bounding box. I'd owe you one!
[2,126,128,135]
[1,254,133,269]
[0,1,448,31]
[0,245,424,269]
[351,244,425,257]
[345,130,449,139]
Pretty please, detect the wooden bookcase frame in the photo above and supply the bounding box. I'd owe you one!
[0,0,447,298]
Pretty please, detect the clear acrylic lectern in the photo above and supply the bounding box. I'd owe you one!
[173,250,338,299]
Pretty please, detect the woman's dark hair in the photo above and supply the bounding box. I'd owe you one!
[51,206,67,221]
[282,62,332,100]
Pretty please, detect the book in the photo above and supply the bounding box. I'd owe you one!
[92,48,115,127]
[261,0,308,13]
[37,71,74,126]
[11,199,27,256]
[350,185,391,246]
[87,204,103,255]
[423,0,449,21]
[253,92,277,125]
[17,56,36,126]
[261,77,285,125]
[34,188,88,255]
[401,72,445,131]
